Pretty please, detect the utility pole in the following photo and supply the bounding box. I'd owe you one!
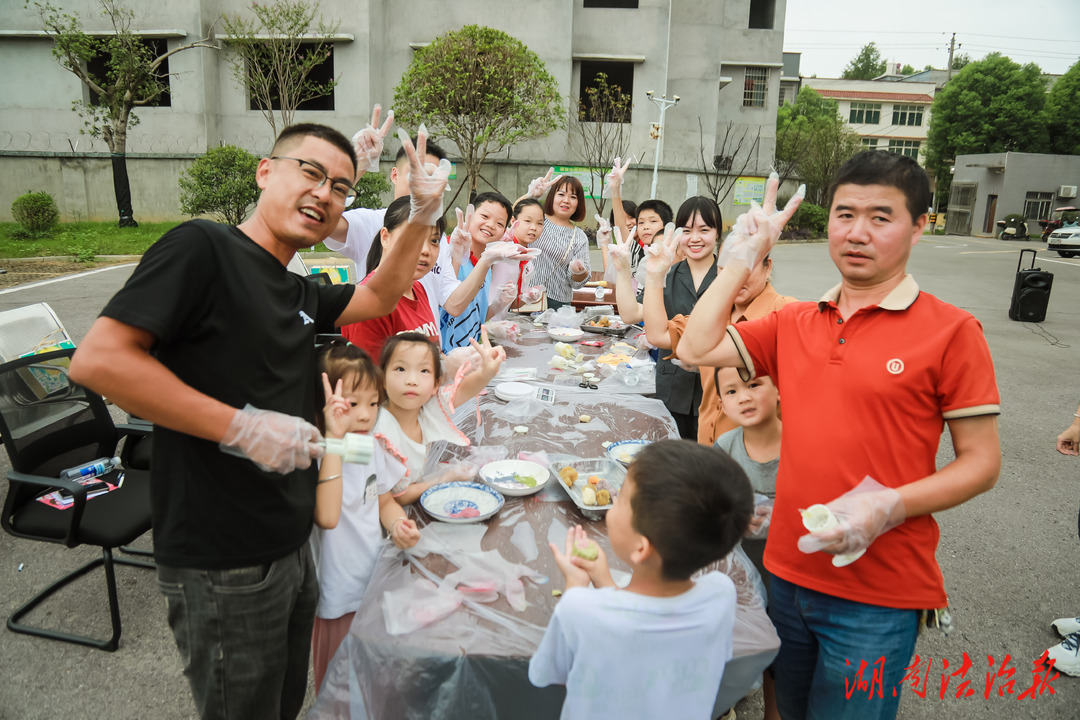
[946,33,959,82]
[646,91,679,200]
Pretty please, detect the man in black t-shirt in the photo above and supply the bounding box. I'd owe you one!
[70,122,449,719]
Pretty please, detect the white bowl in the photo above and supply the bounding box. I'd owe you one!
[547,327,584,342]
[605,439,650,467]
[494,381,534,402]
[419,482,505,523]
[480,459,551,497]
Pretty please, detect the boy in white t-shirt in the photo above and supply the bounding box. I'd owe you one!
[529,440,753,720]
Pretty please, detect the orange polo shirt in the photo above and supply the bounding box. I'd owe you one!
[667,283,796,444]
[728,276,1000,609]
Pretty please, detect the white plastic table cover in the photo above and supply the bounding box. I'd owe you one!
[309,386,779,720]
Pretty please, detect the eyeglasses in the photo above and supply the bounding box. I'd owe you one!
[270,156,356,207]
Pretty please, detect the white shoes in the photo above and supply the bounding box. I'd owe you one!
[1051,617,1080,637]
[1046,630,1080,678]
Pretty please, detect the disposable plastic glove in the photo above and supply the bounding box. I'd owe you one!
[527,167,557,199]
[398,124,451,225]
[644,223,681,278]
[606,225,635,272]
[519,286,543,305]
[602,156,631,198]
[569,258,587,275]
[443,345,480,380]
[351,104,394,175]
[797,476,906,557]
[594,214,612,252]
[718,172,804,271]
[449,205,474,258]
[481,241,541,264]
[521,260,538,288]
[220,404,324,474]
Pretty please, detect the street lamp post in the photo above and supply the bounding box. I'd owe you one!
[646,90,679,199]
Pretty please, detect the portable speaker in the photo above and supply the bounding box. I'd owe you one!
[1008,249,1053,323]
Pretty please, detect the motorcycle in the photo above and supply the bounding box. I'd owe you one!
[996,214,1029,240]
[1038,206,1079,242]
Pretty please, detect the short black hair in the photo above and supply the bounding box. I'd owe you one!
[828,150,931,223]
[394,137,448,164]
[636,199,673,225]
[542,176,587,222]
[628,440,753,581]
[610,199,637,227]
[272,123,357,176]
[514,197,543,218]
[365,196,446,271]
[379,331,443,386]
[471,192,513,226]
[675,196,723,231]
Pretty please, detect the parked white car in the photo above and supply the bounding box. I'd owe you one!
[1047,225,1080,258]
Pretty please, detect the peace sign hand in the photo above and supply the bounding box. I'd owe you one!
[644,223,681,277]
[603,156,632,198]
[607,225,636,272]
[450,204,474,255]
[398,124,452,225]
[467,326,507,383]
[718,172,805,271]
[527,167,557,199]
[594,214,612,250]
[351,104,395,176]
[321,372,350,440]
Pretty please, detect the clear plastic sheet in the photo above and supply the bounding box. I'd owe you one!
[309,382,780,720]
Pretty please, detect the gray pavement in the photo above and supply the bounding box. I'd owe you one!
[1,234,1079,719]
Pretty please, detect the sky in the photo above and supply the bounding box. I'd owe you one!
[783,0,1080,78]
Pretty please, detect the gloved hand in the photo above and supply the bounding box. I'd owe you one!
[527,167,557,199]
[718,172,804,271]
[481,241,541,264]
[569,259,587,276]
[351,104,394,175]
[449,205,474,258]
[492,281,518,310]
[632,331,656,352]
[606,225,635,272]
[220,404,324,474]
[644,223,681,278]
[519,286,543,305]
[603,156,631,198]
[498,220,520,244]
[398,124,452,225]
[443,345,480,381]
[797,476,906,557]
[521,260,538,288]
[594,214,612,252]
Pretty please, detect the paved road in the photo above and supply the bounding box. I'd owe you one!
[1,234,1078,719]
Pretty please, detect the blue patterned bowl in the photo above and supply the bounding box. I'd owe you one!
[419,482,505,524]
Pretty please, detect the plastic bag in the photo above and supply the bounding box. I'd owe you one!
[547,306,583,330]
[484,320,521,341]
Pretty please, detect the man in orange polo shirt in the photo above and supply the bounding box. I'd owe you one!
[679,151,1001,720]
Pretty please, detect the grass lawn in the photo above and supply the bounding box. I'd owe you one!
[0,220,333,259]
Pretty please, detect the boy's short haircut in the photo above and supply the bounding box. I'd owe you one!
[636,199,674,226]
[272,123,357,176]
[394,137,449,164]
[471,191,513,224]
[675,196,723,231]
[629,440,753,581]
[514,197,543,217]
[542,176,587,222]
[610,199,638,227]
[827,150,931,224]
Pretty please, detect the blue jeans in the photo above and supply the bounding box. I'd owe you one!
[156,545,319,720]
[767,575,919,720]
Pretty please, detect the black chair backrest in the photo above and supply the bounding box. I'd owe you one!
[0,348,117,506]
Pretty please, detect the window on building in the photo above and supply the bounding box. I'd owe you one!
[1023,191,1054,221]
[578,61,633,123]
[862,138,878,148]
[248,44,335,112]
[86,37,171,107]
[584,0,639,7]
[887,139,920,158]
[743,67,768,108]
[892,104,923,126]
[778,87,786,106]
[748,0,775,29]
[849,102,881,124]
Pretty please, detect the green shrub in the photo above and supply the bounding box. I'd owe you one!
[790,202,828,235]
[12,191,60,234]
[349,172,393,210]
[178,145,260,225]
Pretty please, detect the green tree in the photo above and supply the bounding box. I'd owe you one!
[34,0,215,227]
[900,64,916,75]
[842,42,887,80]
[350,173,393,211]
[774,86,857,200]
[952,52,973,71]
[926,53,1050,205]
[178,145,260,225]
[394,25,564,196]
[571,72,632,215]
[1047,60,1080,155]
[221,0,338,139]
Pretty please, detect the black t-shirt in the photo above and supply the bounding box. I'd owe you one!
[102,220,354,569]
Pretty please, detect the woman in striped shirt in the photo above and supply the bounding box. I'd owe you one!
[530,176,591,308]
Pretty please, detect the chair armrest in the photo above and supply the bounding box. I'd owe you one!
[5,470,92,546]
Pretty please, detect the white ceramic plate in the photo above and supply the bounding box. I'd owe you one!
[494,381,534,402]
[479,459,551,497]
[419,482,505,524]
[548,327,584,342]
[605,439,650,467]
[548,458,626,513]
